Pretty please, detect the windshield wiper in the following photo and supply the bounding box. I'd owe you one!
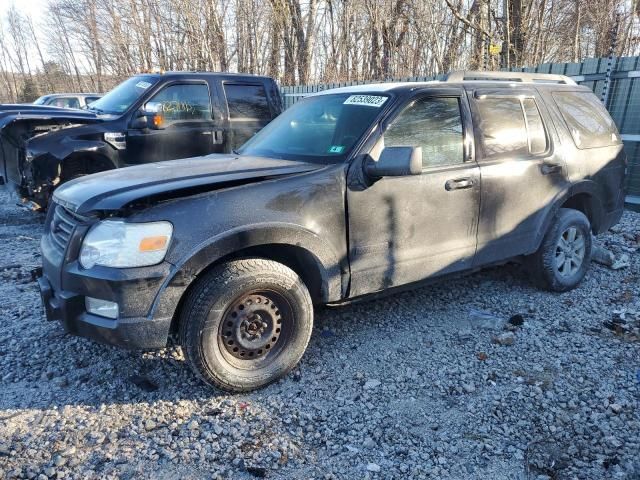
[87,106,105,114]
[254,148,285,160]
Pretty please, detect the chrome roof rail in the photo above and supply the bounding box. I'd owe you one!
[445,70,577,85]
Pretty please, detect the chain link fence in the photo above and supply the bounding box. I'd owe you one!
[280,55,640,204]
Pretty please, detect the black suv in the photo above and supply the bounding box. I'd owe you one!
[0,72,282,208]
[37,71,626,392]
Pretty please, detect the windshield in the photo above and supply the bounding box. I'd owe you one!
[238,93,391,164]
[87,75,158,115]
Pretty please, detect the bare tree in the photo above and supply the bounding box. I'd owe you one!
[0,0,639,102]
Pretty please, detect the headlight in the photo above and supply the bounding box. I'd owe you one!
[79,220,173,269]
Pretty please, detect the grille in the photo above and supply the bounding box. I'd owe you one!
[49,205,81,252]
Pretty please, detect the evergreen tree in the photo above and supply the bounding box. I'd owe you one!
[18,78,40,103]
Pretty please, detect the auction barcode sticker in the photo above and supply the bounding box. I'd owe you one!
[343,95,388,108]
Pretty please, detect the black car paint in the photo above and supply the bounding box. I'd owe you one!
[0,73,282,206]
[38,81,626,349]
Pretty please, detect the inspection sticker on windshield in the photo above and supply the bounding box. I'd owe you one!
[328,145,345,154]
[136,81,152,89]
[343,95,388,108]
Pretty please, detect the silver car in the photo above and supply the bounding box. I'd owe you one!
[33,93,102,109]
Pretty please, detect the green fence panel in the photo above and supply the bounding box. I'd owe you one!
[582,58,601,74]
[564,63,582,76]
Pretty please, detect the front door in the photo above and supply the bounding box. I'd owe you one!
[125,82,222,165]
[347,91,481,297]
[467,88,570,265]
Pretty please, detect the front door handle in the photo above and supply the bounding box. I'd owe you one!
[445,177,474,191]
[541,160,562,175]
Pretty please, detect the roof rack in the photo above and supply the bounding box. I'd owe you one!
[445,70,576,85]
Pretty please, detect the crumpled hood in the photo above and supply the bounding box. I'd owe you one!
[0,106,99,128]
[53,154,323,214]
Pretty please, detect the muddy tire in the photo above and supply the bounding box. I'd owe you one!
[527,208,592,292]
[179,258,313,392]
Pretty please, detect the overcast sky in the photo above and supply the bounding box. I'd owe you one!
[1,0,45,27]
[0,0,47,67]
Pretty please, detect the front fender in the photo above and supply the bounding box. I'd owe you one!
[29,139,118,184]
[149,223,344,323]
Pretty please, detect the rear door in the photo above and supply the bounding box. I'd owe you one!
[220,82,278,151]
[125,81,220,164]
[468,88,570,265]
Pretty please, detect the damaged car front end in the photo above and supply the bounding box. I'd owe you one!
[37,154,333,349]
[0,105,100,208]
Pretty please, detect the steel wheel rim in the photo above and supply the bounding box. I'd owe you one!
[554,226,585,277]
[217,289,292,370]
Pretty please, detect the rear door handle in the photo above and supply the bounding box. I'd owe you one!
[212,129,224,145]
[445,178,474,191]
[541,161,562,175]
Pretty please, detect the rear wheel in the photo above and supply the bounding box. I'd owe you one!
[179,258,313,392]
[527,208,592,292]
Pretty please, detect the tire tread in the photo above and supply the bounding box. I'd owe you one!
[179,258,312,392]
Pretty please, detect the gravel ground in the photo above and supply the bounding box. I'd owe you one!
[1,184,640,480]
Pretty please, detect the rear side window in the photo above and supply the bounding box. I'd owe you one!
[475,96,549,159]
[50,97,81,109]
[476,97,528,158]
[224,84,271,122]
[552,91,620,149]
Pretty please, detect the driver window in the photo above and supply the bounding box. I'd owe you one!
[145,83,212,123]
[384,97,464,168]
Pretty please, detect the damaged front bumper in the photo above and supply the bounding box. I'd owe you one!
[37,213,175,349]
[37,273,172,349]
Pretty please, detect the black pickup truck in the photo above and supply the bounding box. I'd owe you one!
[0,72,282,208]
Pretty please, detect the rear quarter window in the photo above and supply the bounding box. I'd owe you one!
[552,91,621,149]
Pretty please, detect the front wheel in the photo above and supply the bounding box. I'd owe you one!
[527,208,592,292]
[179,258,313,392]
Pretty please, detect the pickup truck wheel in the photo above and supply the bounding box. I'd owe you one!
[527,208,592,292]
[179,258,313,392]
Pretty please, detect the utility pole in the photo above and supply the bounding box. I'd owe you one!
[601,13,621,106]
[503,0,510,69]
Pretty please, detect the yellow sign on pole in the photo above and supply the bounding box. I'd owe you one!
[489,43,502,55]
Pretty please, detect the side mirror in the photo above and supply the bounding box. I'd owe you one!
[130,110,166,130]
[365,146,422,178]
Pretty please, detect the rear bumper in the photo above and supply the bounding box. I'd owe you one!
[37,267,172,350]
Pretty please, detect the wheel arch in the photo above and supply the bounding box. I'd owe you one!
[150,224,344,336]
[59,151,117,180]
[533,181,606,251]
